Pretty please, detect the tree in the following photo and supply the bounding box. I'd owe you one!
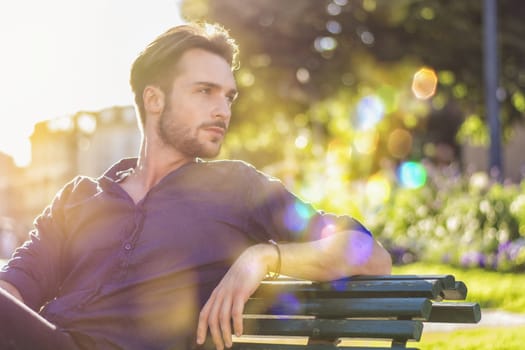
[180,0,525,183]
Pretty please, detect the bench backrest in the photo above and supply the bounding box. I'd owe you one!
[231,275,481,349]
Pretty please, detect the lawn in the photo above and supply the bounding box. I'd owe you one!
[393,262,525,313]
[394,262,525,350]
[418,326,525,349]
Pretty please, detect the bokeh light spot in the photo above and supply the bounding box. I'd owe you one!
[420,7,435,20]
[314,36,338,52]
[353,95,385,130]
[360,31,375,45]
[363,0,376,11]
[387,128,413,159]
[295,134,308,149]
[354,130,378,155]
[412,67,438,100]
[438,70,455,86]
[296,67,310,84]
[398,161,427,188]
[77,113,97,134]
[327,3,342,16]
[238,70,255,87]
[366,173,391,205]
[326,20,342,34]
[512,91,525,112]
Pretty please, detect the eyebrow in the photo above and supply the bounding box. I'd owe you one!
[194,81,238,99]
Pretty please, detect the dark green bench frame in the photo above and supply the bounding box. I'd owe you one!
[231,275,481,349]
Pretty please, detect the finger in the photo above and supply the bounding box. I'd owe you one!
[196,297,214,344]
[219,296,233,348]
[231,297,245,337]
[208,293,225,350]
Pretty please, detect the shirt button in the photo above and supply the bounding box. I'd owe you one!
[124,243,133,251]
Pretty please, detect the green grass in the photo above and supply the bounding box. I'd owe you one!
[393,262,525,313]
[418,326,525,350]
[395,263,525,349]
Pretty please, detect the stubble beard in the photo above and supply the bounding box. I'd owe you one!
[157,106,223,159]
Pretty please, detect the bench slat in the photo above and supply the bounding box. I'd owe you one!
[245,297,432,319]
[441,281,468,300]
[346,274,456,289]
[255,280,443,299]
[232,343,419,350]
[428,302,482,323]
[242,318,423,341]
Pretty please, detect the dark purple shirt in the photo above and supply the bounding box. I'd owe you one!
[0,158,370,349]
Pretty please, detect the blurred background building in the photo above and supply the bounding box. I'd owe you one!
[0,105,140,256]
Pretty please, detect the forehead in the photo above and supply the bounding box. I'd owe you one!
[173,48,236,89]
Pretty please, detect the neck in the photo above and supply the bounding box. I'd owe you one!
[131,135,195,192]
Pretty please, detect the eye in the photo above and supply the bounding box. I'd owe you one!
[198,87,211,94]
[227,93,238,104]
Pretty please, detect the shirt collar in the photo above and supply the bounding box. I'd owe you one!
[99,158,138,183]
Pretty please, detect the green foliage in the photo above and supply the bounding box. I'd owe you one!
[373,170,525,272]
[182,0,525,146]
[179,0,525,274]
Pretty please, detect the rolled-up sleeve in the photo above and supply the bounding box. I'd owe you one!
[246,167,372,243]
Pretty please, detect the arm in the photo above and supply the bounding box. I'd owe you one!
[196,229,391,349]
[0,178,78,310]
[0,280,24,303]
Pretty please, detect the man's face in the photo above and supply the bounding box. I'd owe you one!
[157,48,238,159]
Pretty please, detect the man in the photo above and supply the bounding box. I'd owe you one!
[0,23,391,350]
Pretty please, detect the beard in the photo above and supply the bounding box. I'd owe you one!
[157,102,226,159]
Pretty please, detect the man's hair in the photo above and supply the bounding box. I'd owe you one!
[130,22,239,126]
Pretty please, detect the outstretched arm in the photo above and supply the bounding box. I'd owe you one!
[196,229,391,349]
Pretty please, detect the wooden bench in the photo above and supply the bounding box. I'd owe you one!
[229,274,481,349]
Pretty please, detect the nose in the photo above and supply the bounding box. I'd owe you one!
[213,96,232,121]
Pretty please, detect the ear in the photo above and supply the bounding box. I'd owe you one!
[143,85,165,115]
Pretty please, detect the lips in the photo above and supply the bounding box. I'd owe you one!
[201,121,227,137]
[203,126,225,136]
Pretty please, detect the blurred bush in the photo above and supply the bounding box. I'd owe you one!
[366,167,525,272]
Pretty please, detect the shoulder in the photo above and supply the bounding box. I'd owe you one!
[197,159,280,183]
[51,175,101,208]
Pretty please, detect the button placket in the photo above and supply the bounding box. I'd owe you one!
[116,205,145,280]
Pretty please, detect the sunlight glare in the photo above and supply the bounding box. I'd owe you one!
[0,0,183,166]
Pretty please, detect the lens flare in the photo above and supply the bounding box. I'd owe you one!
[412,67,438,100]
[398,161,427,188]
[353,95,385,130]
[284,201,314,232]
[321,224,337,239]
[274,293,302,314]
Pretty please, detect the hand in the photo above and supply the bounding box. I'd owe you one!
[196,244,274,349]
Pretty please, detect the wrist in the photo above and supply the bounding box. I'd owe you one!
[266,240,281,280]
[252,242,280,279]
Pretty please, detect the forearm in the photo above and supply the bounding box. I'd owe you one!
[264,230,392,281]
[0,280,24,303]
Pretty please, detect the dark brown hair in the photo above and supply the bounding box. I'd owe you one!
[130,23,239,126]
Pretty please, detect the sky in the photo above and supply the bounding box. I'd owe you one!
[0,0,184,166]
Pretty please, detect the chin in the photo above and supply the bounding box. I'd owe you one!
[196,146,222,159]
